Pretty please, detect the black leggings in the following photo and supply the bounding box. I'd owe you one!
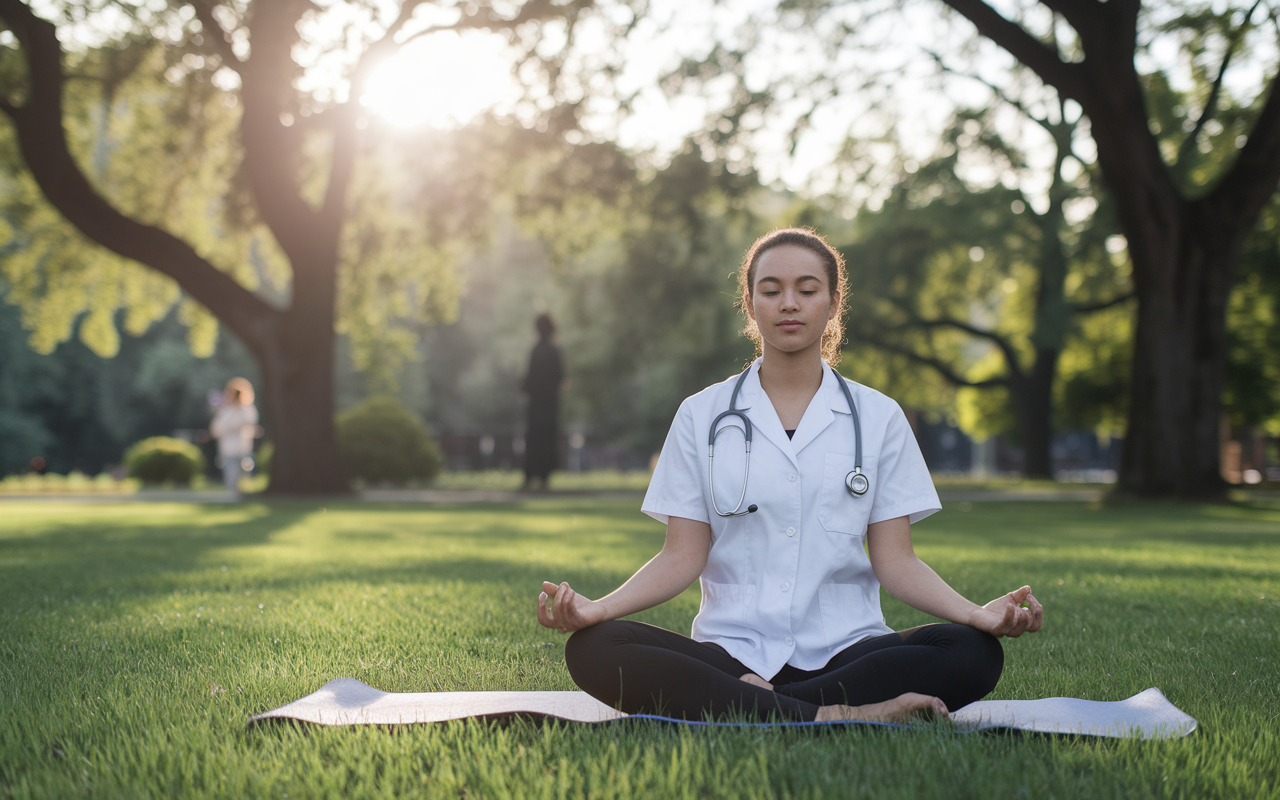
[565,620,1003,721]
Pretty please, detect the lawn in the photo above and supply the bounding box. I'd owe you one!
[0,497,1277,798]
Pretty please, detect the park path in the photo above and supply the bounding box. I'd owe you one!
[0,486,1111,504]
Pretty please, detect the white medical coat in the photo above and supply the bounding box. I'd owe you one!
[641,358,941,680]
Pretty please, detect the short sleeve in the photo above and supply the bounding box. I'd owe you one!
[867,402,941,525]
[641,398,709,525]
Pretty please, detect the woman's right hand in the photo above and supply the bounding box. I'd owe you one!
[537,581,607,633]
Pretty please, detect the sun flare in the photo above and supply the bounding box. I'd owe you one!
[361,31,516,128]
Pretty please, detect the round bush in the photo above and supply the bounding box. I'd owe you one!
[336,396,443,485]
[123,436,205,486]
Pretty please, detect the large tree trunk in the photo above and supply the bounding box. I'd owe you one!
[1014,350,1058,480]
[1119,221,1237,496]
[256,317,346,494]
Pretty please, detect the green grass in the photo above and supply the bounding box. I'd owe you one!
[429,469,654,491]
[0,499,1277,798]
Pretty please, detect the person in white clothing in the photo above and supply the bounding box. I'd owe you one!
[537,228,1043,723]
[209,377,259,499]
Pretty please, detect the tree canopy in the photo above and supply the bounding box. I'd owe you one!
[0,0,626,492]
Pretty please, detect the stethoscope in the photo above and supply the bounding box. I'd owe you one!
[709,366,867,517]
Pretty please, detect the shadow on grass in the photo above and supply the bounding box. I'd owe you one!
[2,499,1275,615]
[0,504,309,596]
[0,501,651,608]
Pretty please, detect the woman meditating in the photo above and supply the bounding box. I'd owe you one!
[537,228,1043,723]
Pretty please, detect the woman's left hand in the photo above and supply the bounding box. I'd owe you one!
[966,586,1043,638]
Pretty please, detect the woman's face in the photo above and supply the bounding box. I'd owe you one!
[746,244,838,359]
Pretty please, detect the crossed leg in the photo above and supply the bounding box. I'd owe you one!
[564,620,1002,723]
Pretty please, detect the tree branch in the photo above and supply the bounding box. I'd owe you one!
[189,0,243,74]
[861,333,1011,389]
[1037,0,1101,34]
[1071,291,1135,313]
[1176,0,1262,170]
[925,49,1049,130]
[235,1,324,264]
[1203,35,1280,226]
[0,0,279,348]
[884,298,1027,380]
[938,0,1091,103]
[346,0,434,95]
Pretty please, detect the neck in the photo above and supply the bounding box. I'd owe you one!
[757,345,825,395]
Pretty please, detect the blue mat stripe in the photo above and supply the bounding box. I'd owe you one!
[599,714,910,730]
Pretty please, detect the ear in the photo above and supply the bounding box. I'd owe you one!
[827,289,841,322]
[743,290,755,320]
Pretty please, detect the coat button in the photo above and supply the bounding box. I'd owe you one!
[785,636,794,646]
[785,527,795,537]
[788,473,796,481]
[781,582,790,591]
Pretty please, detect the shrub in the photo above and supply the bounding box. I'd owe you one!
[123,437,205,486]
[336,396,442,485]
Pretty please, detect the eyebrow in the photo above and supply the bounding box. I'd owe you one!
[756,275,824,284]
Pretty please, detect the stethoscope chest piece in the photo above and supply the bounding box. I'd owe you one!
[846,468,869,496]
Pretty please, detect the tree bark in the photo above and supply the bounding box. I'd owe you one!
[1014,349,1058,480]
[257,298,346,494]
[1119,217,1238,495]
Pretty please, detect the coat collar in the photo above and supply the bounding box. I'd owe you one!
[732,359,849,467]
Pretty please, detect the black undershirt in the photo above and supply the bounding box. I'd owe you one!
[785,429,795,439]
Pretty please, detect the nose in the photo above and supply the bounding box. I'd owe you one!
[781,290,800,311]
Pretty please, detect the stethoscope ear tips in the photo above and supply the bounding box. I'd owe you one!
[747,504,759,513]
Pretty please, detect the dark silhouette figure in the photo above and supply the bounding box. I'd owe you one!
[522,314,563,491]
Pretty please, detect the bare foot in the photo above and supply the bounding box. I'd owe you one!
[739,673,774,691]
[814,692,949,723]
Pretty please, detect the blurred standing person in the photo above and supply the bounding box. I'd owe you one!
[522,314,564,491]
[210,377,259,500]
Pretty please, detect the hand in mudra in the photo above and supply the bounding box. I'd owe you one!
[967,585,1043,638]
[537,581,607,633]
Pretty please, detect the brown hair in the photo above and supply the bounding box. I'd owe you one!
[738,227,848,365]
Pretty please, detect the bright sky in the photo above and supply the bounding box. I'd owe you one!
[355,0,1016,203]
[353,0,1280,208]
[356,0,979,184]
[361,30,515,129]
[31,0,1279,204]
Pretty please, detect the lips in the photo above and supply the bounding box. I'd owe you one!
[777,320,803,332]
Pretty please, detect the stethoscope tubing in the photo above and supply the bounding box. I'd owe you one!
[708,366,866,518]
[707,370,755,517]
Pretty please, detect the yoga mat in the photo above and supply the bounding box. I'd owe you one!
[250,679,1196,739]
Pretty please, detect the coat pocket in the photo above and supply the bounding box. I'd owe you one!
[816,453,873,535]
[817,583,859,650]
[700,581,758,622]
